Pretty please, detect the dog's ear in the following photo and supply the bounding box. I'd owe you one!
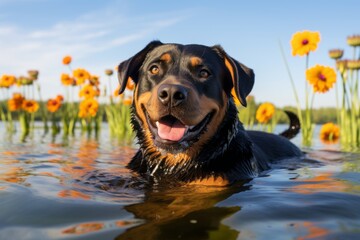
[212,45,255,107]
[117,40,163,94]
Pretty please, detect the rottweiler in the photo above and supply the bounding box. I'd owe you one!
[117,41,303,186]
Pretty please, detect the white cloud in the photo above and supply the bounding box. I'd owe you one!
[0,6,186,100]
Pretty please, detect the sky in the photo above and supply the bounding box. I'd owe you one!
[1,0,359,108]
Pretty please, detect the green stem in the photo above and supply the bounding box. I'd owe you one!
[278,41,301,110]
[278,40,303,129]
[37,83,49,132]
[108,76,113,104]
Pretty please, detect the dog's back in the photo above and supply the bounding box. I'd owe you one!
[248,130,302,163]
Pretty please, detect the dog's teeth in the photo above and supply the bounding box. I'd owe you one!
[156,121,159,128]
[188,125,195,130]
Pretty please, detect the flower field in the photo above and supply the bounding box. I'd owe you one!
[1,31,359,150]
[0,55,134,141]
[279,31,359,149]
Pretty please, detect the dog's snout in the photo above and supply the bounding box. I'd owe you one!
[158,84,188,107]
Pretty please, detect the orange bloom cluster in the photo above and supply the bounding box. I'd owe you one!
[7,93,25,111]
[61,73,75,86]
[0,75,17,88]
[79,84,99,99]
[291,30,320,56]
[320,123,340,144]
[60,55,99,87]
[22,99,40,113]
[7,93,39,113]
[89,75,100,86]
[306,65,337,93]
[113,79,135,98]
[60,55,104,119]
[47,95,64,113]
[73,68,91,85]
[78,98,99,118]
[256,102,275,124]
[113,84,134,105]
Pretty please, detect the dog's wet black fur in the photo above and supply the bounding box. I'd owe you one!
[117,41,303,185]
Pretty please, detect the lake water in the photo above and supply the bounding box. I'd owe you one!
[0,123,359,239]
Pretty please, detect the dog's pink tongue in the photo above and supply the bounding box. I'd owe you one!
[157,120,186,142]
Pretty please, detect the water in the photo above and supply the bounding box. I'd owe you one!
[0,123,360,239]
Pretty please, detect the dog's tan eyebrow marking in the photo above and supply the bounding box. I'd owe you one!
[160,53,172,62]
[190,57,202,67]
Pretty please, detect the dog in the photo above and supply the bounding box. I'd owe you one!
[117,41,303,186]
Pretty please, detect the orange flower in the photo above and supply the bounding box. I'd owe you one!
[7,93,25,111]
[22,100,39,113]
[113,85,120,97]
[306,65,337,93]
[320,123,340,144]
[256,102,275,124]
[78,98,99,118]
[73,68,90,85]
[0,74,16,88]
[47,98,62,113]
[56,95,64,102]
[122,98,133,105]
[79,84,97,99]
[89,75,100,86]
[291,30,320,56]
[62,55,72,65]
[126,79,135,90]
[61,73,75,86]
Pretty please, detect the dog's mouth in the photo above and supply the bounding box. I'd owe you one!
[145,110,213,147]
[156,115,188,142]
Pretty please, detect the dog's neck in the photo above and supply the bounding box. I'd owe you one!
[129,100,259,184]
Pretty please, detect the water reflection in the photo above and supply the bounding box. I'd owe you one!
[116,183,250,240]
[293,221,330,240]
[1,125,360,239]
[61,139,98,180]
[63,222,104,235]
[291,172,350,194]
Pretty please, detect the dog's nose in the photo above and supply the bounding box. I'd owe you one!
[158,84,188,107]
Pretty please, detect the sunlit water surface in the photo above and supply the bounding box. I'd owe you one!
[0,123,360,240]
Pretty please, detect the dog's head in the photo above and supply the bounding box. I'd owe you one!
[117,41,254,163]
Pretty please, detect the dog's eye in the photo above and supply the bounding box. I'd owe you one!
[199,69,210,79]
[149,65,160,75]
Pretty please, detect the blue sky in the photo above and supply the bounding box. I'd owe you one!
[1,0,359,108]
